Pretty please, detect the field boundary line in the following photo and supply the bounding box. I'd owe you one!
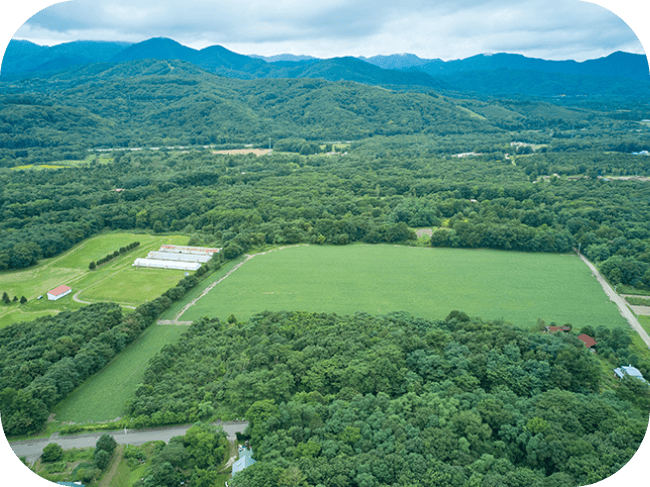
[161,244,309,325]
[575,249,650,349]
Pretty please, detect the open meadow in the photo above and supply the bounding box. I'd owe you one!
[0,232,189,328]
[52,324,187,423]
[166,244,628,331]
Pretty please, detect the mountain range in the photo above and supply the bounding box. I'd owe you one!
[2,37,649,100]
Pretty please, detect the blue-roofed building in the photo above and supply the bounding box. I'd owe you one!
[613,364,647,383]
[232,445,256,476]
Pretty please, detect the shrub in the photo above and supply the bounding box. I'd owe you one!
[95,434,117,455]
[41,443,63,463]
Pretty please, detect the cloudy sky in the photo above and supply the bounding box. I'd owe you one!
[1,1,649,62]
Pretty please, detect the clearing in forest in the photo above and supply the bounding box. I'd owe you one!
[0,232,189,328]
[170,244,627,331]
[52,325,187,423]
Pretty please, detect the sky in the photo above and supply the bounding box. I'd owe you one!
[0,0,649,62]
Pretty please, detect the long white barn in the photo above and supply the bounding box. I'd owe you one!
[147,251,211,263]
[133,258,202,271]
[158,245,221,255]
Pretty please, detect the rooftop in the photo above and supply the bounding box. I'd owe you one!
[48,285,72,296]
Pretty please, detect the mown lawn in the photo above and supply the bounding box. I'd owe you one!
[52,325,187,423]
[0,232,189,328]
[179,244,627,331]
[80,267,187,307]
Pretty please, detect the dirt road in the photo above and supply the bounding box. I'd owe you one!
[576,251,650,349]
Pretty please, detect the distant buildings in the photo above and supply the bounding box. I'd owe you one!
[133,245,221,271]
[47,285,72,301]
[613,364,647,383]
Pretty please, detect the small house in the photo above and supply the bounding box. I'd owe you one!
[613,364,647,383]
[232,445,256,476]
[577,334,597,349]
[47,285,72,301]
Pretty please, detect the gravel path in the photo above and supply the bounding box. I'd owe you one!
[576,251,650,349]
[9,421,248,463]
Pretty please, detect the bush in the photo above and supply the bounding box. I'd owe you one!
[41,443,63,463]
[44,461,68,473]
[95,434,117,455]
[94,449,111,470]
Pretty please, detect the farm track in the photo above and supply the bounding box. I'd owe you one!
[576,250,650,349]
[157,244,309,325]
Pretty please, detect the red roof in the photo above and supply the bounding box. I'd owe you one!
[577,334,597,348]
[48,285,71,296]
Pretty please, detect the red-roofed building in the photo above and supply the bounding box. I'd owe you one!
[577,334,597,349]
[47,285,72,301]
[546,325,571,333]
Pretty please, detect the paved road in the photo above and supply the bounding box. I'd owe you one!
[8,421,248,463]
[576,251,650,349]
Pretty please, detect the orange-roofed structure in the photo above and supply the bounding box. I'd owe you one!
[577,334,597,348]
[47,285,72,301]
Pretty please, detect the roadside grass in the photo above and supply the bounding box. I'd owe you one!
[0,232,189,328]
[102,442,159,487]
[52,325,187,423]
[625,296,650,306]
[638,316,650,336]
[178,244,627,331]
[617,284,650,296]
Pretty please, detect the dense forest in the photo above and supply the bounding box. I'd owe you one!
[124,311,650,487]
[3,136,650,290]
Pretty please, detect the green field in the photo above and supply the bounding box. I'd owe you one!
[0,232,189,328]
[52,325,187,422]
[164,244,627,331]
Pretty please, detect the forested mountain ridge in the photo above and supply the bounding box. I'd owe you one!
[1,57,646,168]
[3,37,648,100]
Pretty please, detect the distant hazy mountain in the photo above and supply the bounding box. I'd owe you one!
[2,37,648,99]
[250,54,318,63]
[360,53,431,70]
[362,51,649,81]
[2,39,131,74]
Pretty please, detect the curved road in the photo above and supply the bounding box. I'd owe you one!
[8,421,248,463]
[576,251,650,349]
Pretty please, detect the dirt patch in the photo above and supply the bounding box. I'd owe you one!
[212,149,270,156]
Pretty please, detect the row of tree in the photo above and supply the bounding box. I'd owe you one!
[89,240,140,269]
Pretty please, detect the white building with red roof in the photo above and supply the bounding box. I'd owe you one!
[47,285,72,301]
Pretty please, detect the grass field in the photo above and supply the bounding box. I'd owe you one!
[0,232,189,328]
[164,244,628,331]
[52,325,187,423]
[638,316,650,336]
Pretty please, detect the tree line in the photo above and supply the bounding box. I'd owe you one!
[89,240,140,269]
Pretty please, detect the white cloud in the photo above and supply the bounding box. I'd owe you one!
[0,0,646,61]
